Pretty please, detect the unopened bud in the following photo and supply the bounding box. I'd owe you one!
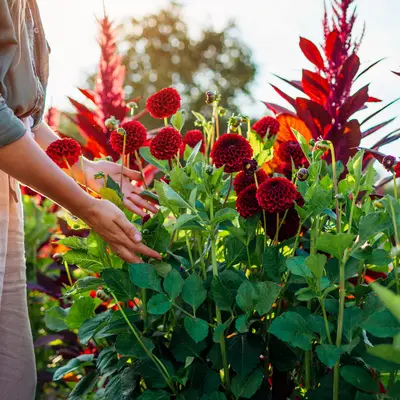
[315,140,330,151]
[382,155,397,172]
[373,200,384,209]
[96,289,109,302]
[126,101,138,109]
[104,117,119,130]
[205,90,217,104]
[297,168,309,181]
[309,139,315,147]
[243,159,258,176]
[117,128,126,136]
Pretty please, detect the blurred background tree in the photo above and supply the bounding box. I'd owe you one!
[85,2,257,130]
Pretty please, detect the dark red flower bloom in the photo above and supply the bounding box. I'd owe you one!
[295,191,305,207]
[256,177,298,213]
[279,162,294,179]
[211,133,253,173]
[150,127,182,160]
[181,129,205,153]
[265,207,300,241]
[234,169,269,195]
[46,138,82,169]
[142,214,151,225]
[146,87,181,119]
[394,162,400,178]
[109,120,147,155]
[236,184,262,219]
[252,116,280,139]
[277,141,304,165]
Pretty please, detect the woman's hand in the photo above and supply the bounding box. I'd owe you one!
[81,198,162,263]
[85,160,158,218]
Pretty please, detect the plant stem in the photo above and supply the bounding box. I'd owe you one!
[120,134,127,191]
[222,174,233,208]
[292,221,303,257]
[333,256,346,400]
[134,150,148,189]
[305,348,311,391]
[348,189,358,233]
[214,102,220,140]
[195,233,207,280]
[172,303,195,319]
[142,288,148,328]
[110,293,176,394]
[164,117,168,127]
[80,156,88,193]
[394,172,398,201]
[254,171,268,247]
[210,198,230,391]
[185,234,194,268]
[329,143,341,233]
[63,157,76,182]
[319,298,333,345]
[63,260,73,287]
[389,199,400,247]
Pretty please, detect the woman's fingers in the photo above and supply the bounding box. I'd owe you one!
[115,213,142,243]
[123,197,147,218]
[122,166,142,181]
[127,193,158,214]
[111,245,143,264]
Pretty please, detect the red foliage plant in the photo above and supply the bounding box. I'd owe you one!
[265,0,399,165]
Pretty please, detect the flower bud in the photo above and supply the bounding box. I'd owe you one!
[382,155,397,172]
[373,200,384,209]
[297,168,309,181]
[96,289,109,302]
[94,171,105,180]
[218,107,227,117]
[243,159,258,176]
[117,128,126,136]
[205,90,217,104]
[142,214,151,226]
[315,140,330,151]
[309,139,315,147]
[104,117,119,130]
[126,101,138,109]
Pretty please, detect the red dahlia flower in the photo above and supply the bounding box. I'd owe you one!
[150,127,182,160]
[146,87,181,119]
[236,184,262,219]
[256,177,298,213]
[252,116,280,139]
[234,169,269,195]
[109,120,147,154]
[181,129,205,153]
[394,162,400,178]
[46,138,82,169]
[265,207,300,242]
[211,133,253,173]
[277,141,304,166]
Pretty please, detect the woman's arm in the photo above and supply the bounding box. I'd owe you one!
[0,133,161,263]
[33,122,157,217]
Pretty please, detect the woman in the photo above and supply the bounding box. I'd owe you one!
[0,0,160,397]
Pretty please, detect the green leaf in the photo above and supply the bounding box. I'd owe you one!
[171,109,186,132]
[307,314,333,341]
[236,280,256,312]
[129,263,162,292]
[316,344,342,368]
[68,371,99,400]
[140,146,169,174]
[359,212,391,242]
[342,307,363,341]
[65,276,102,296]
[104,366,138,399]
[340,365,379,392]
[170,329,208,362]
[184,317,209,343]
[99,187,124,209]
[103,269,136,301]
[182,274,207,311]
[45,306,69,332]
[164,269,184,299]
[138,390,171,400]
[291,128,311,163]
[361,309,400,337]
[225,236,247,267]
[63,249,104,272]
[235,315,249,333]
[227,334,262,377]
[65,297,96,330]
[115,333,154,359]
[371,283,400,321]
[53,354,94,381]
[367,344,400,365]
[253,281,281,316]
[388,381,400,399]
[78,310,112,345]
[231,367,264,399]
[316,233,354,259]
[143,224,170,253]
[305,253,327,280]
[213,208,239,225]
[175,214,201,231]
[286,256,312,278]
[57,236,87,250]
[269,311,315,350]
[148,294,172,315]
[154,262,172,278]
[263,246,286,282]
[211,277,234,311]
[154,180,192,210]
[186,140,203,165]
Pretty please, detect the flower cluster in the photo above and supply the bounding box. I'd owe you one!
[46,138,82,169]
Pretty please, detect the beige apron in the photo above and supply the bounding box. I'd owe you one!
[0,118,36,399]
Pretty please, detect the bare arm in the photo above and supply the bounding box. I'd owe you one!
[0,133,161,263]
[33,122,157,217]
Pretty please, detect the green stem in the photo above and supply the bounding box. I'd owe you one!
[195,233,207,280]
[329,143,341,233]
[210,198,230,391]
[348,188,358,233]
[185,234,194,268]
[394,172,398,201]
[389,199,400,247]
[134,150,148,189]
[333,256,346,400]
[63,260,73,287]
[222,174,233,208]
[172,303,195,319]
[111,293,175,394]
[142,288,148,328]
[164,117,168,127]
[319,298,333,345]
[292,222,303,257]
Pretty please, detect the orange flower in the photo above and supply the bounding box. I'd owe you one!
[263,114,312,174]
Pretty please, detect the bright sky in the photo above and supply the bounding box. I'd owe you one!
[38,0,400,154]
